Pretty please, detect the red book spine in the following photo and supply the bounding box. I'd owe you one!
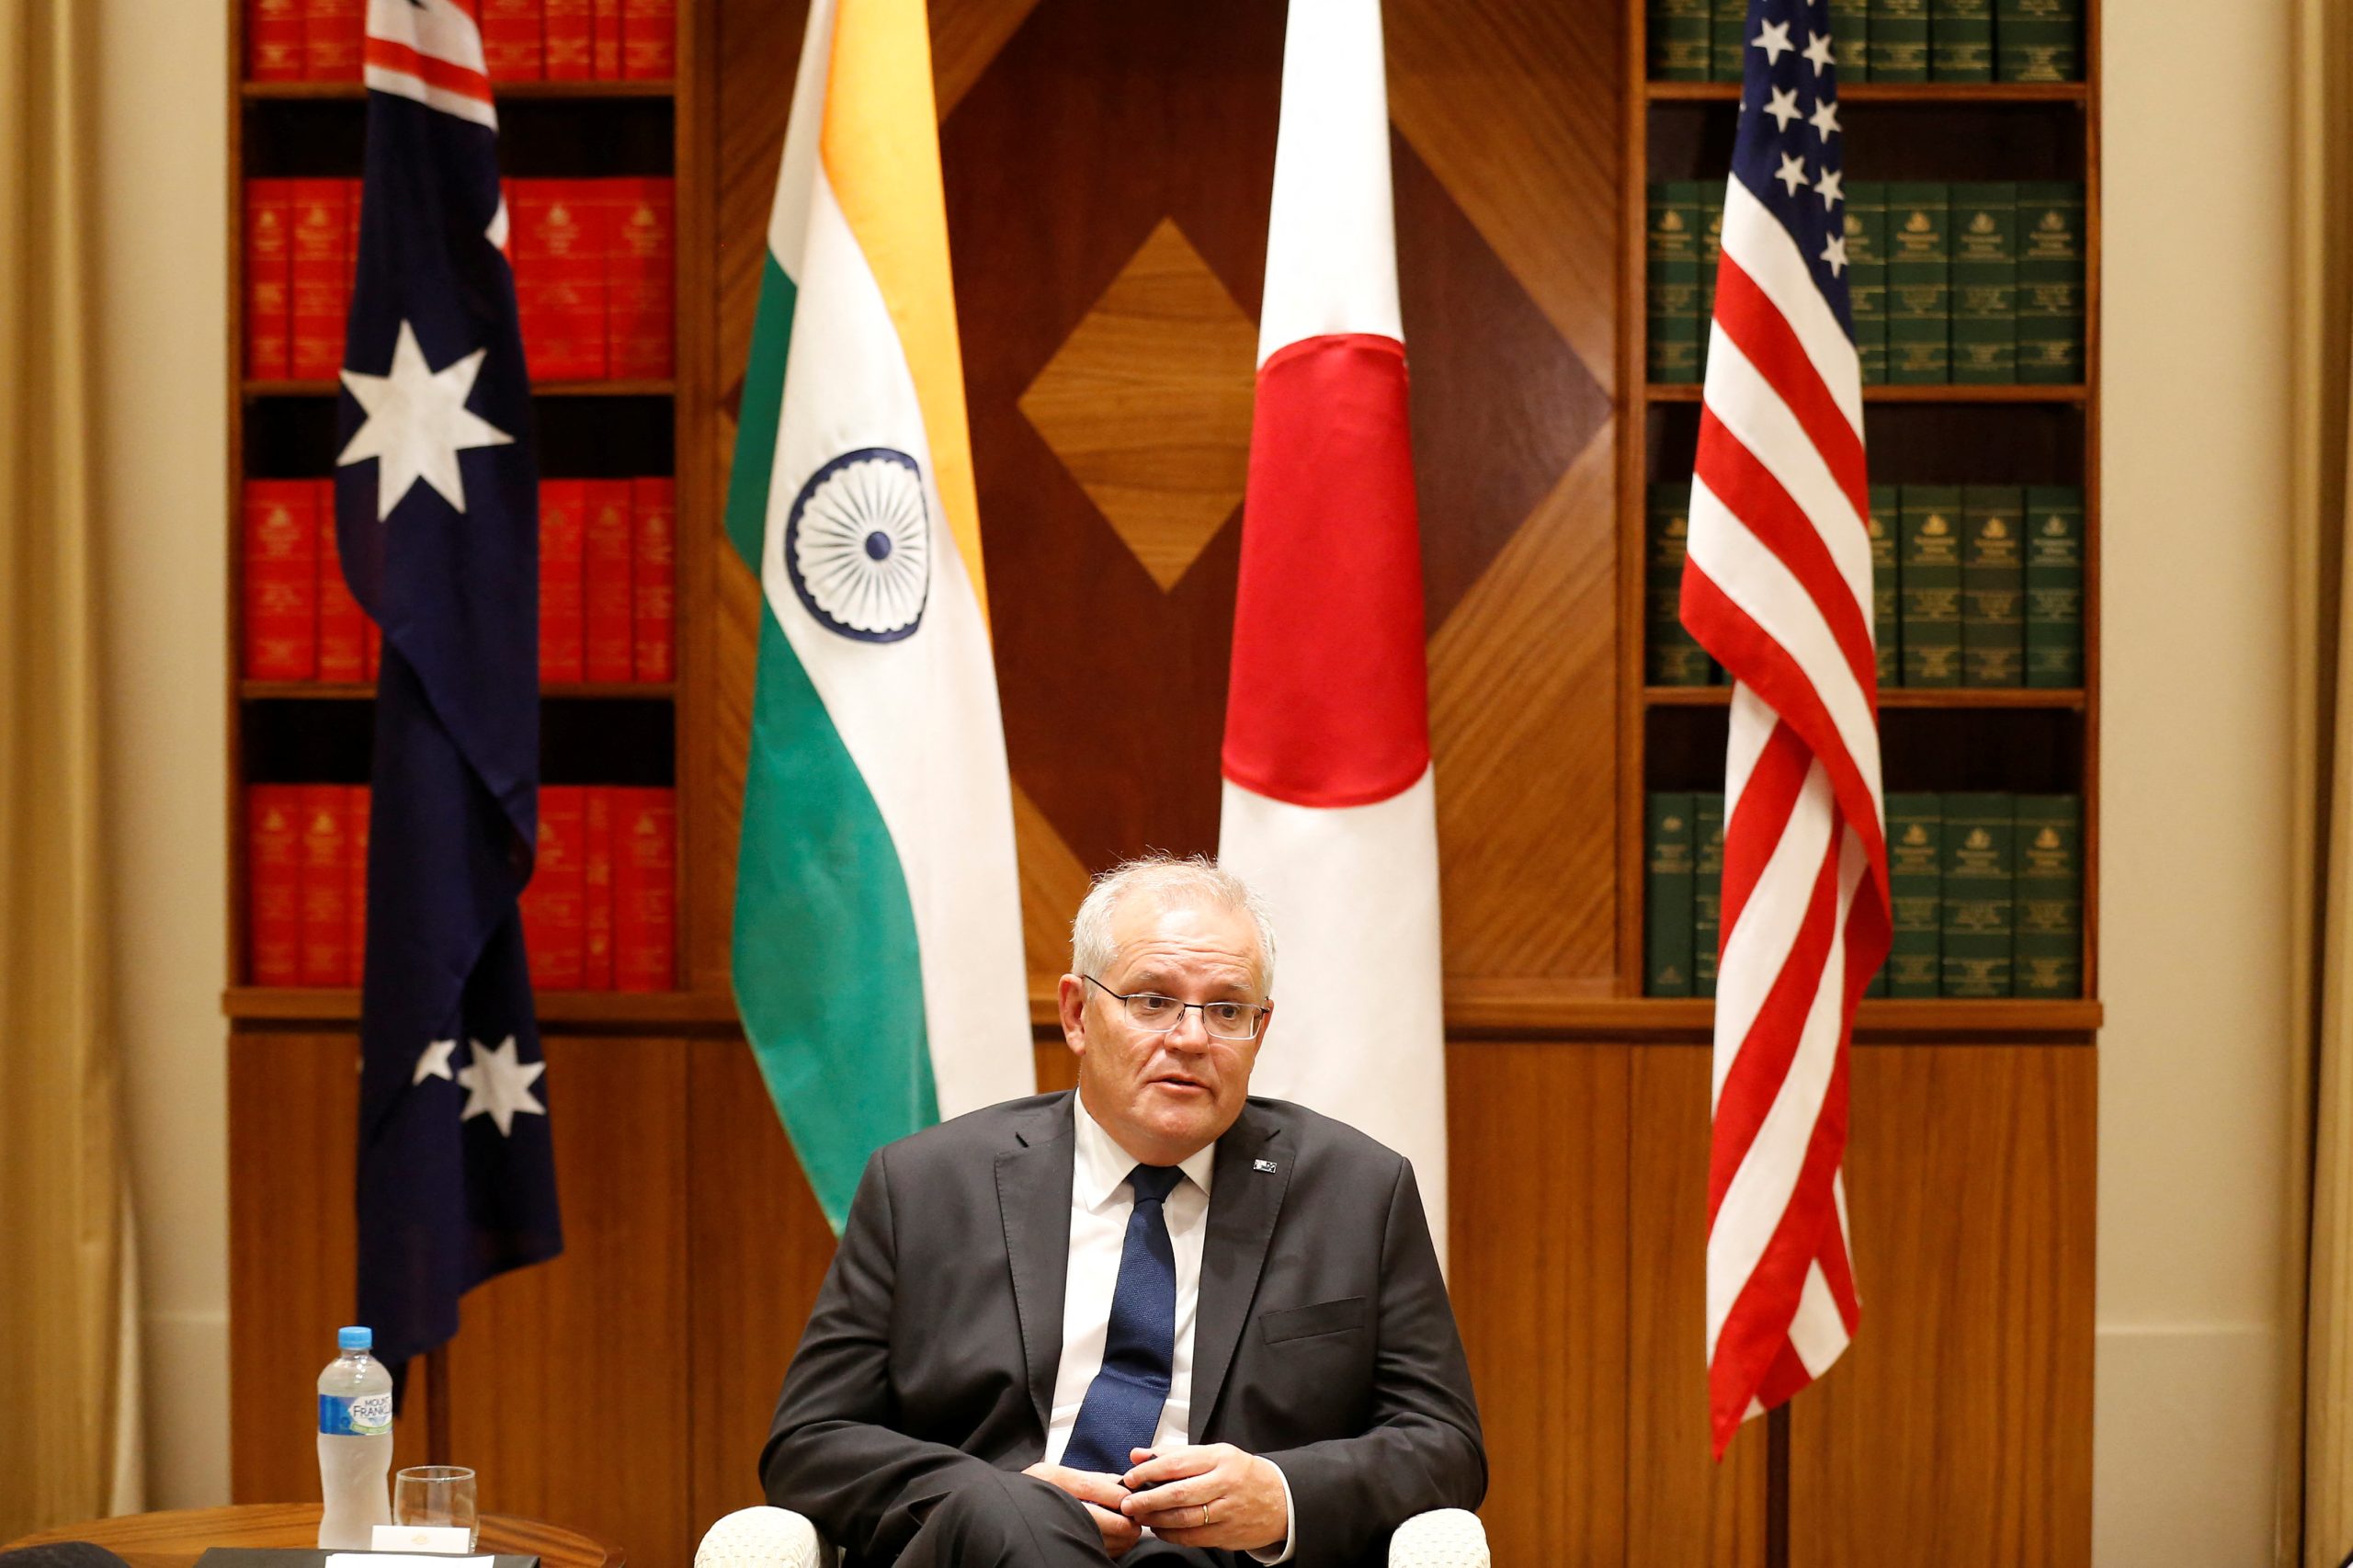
[512,179,608,381]
[290,179,347,381]
[524,785,587,991]
[544,0,592,78]
[247,785,303,985]
[621,0,675,78]
[606,177,674,380]
[347,785,370,987]
[298,784,351,988]
[317,484,366,681]
[302,0,365,79]
[244,180,293,379]
[593,0,624,77]
[480,0,544,81]
[539,478,587,683]
[582,787,615,990]
[614,787,675,992]
[243,480,318,679]
[631,476,674,682]
[584,480,634,681]
[247,0,305,81]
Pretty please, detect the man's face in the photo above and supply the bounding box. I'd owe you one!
[1058,893,1269,1167]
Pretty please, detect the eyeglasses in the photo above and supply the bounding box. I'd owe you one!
[1082,976,1269,1040]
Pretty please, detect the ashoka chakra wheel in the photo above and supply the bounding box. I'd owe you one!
[784,447,931,642]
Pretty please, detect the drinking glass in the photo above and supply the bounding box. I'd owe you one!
[392,1464,479,1551]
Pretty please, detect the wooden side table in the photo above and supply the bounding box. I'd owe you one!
[5,1505,620,1568]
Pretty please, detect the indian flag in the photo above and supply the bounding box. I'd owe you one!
[723,0,1032,1231]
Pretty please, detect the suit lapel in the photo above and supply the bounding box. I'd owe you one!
[1190,1102,1289,1438]
[996,1092,1076,1440]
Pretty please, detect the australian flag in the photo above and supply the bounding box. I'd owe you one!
[335,0,560,1376]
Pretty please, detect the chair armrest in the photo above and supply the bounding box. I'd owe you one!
[1389,1507,1489,1568]
[694,1506,837,1568]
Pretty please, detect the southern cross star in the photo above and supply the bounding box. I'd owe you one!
[456,1035,547,1137]
[337,319,514,522]
[413,1038,458,1085]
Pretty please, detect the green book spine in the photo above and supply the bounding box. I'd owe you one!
[1961,484,2025,687]
[1929,0,1994,79]
[2017,182,2086,384]
[1699,183,1727,377]
[1649,182,1705,385]
[1949,182,2018,384]
[1713,0,1747,80]
[1647,793,1697,997]
[1830,0,1870,77]
[1648,483,1711,685]
[1695,793,1725,998]
[2013,793,2082,997]
[1886,792,1942,997]
[1652,0,1713,80]
[1996,0,2080,81]
[1940,791,2015,996]
[1870,484,1900,689]
[2023,484,2085,687]
[1869,0,1930,80]
[1899,485,1963,687]
[1847,181,1889,385]
[1887,182,1949,384]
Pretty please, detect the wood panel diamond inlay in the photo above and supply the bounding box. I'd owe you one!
[1017,217,1258,592]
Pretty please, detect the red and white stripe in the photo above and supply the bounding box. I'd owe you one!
[1218,0,1448,1253]
[1683,175,1892,1455]
[364,0,498,131]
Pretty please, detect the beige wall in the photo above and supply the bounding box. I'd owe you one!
[88,0,2306,1549]
[93,0,230,1512]
[2095,0,2298,1561]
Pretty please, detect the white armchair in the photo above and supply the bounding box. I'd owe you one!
[696,1502,1491,1568]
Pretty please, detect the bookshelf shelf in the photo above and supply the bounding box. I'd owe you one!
[240,680,677,701]
[1644,686,2087,710]
[222,985,732,1028]
[1646,381,2087,404]
[244,379,676,400]
[241,80,676,102]
[1644,81,2086,105]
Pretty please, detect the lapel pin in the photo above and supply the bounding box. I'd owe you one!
[1254,1158,1279,1174]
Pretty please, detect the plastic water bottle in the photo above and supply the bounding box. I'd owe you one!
[316,1326,393,1549]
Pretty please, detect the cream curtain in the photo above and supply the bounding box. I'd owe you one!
[0,0,141,1542]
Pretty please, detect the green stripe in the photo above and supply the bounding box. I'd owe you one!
[733,607,939,1233]
[723,252,798,574]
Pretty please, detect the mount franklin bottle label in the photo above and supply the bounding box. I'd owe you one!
[319,1392,392,1437]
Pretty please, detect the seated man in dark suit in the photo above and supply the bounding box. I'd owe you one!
[762,856,1484,1566]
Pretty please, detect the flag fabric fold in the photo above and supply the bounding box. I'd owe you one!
[341,0,560,1374]
[724,0,1032,1231]
[1682,0,1892,1456]
[1217,0,1449,1255]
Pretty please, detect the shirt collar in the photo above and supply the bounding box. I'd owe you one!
[1072,1088,1217,1211]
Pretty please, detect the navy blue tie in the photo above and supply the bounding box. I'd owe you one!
[1062,1164,1184,1474]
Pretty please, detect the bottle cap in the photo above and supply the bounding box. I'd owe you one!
[338,1326,372,1353]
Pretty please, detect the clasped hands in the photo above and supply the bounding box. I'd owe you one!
[1023,1444,1288,1558]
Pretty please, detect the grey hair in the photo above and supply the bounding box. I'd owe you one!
[1070,854,1277,998]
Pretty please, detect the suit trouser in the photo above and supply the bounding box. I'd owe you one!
[895,1471,1224,1568]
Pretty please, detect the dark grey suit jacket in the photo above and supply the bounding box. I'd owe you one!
[761,1092,1485,1568]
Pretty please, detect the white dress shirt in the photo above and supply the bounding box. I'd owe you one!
[1044,1093,1296,1562]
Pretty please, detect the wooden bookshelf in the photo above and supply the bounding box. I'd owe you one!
[1619,15,2101,1022]
[241,79,677,102]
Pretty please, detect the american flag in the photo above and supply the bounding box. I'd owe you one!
[1677,0,1892,1456]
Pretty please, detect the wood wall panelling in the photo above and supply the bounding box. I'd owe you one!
[1786,1046,2097,1568]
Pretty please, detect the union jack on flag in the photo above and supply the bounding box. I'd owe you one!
[1677,0,1892,1456]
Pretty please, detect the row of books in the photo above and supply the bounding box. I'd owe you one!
[243,478,676,685]
[1645,791,2082,998]
[1647,180,2086,385]
[1648,483,2083,689]
[1648,0,2081,83]
[248,784,677,992]
[246,0,675,83]
[244,177,676,382]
